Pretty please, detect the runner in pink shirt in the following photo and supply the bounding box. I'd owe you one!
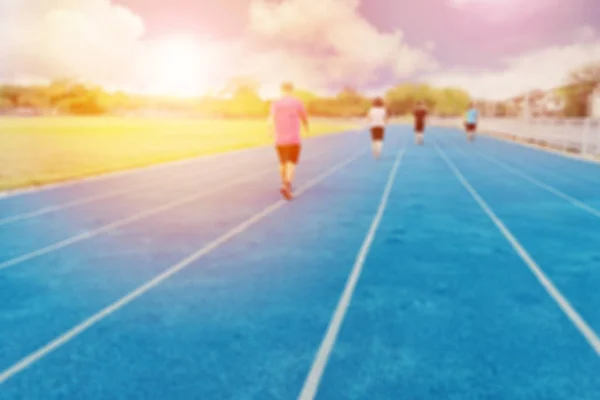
[268,82,309,200]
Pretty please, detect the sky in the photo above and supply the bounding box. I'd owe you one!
[0,0,599,99]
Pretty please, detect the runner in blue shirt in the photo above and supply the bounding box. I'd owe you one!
[464,103,478,142]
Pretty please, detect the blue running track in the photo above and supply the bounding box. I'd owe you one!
[1,126,599,399]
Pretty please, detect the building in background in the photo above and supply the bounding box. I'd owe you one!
[589,87,600,118]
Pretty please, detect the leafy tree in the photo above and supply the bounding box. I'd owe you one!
[563,62,600,117]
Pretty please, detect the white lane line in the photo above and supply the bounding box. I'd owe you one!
[298,146,406,400]
[0,169,270,272]
[0,148,366,385]
[471,150,600,219]
[0,179,174,227]
[0,143,362,272]
[0,131,362,226]
[438,134,600,215]
[0,129,361,200]
[434,141,600,357]
[480,130,600,166]
[0,144,266,200]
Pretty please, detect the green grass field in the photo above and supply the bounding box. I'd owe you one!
[0,116,357,191]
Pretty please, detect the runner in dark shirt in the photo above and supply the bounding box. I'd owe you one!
[464,103,478,142]
[413,101,427,145]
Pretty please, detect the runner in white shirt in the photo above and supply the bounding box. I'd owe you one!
[366,97,388,160]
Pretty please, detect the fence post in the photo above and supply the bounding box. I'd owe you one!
[558,119,563,150]
[582,118,590,156]
[557,118,564,151]
[589,120,600,157]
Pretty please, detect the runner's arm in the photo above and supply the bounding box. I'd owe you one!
[298,103,309,134]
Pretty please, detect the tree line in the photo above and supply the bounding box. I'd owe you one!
[560,62,600,117]
[0,62,598,118]
[0,79,472,118]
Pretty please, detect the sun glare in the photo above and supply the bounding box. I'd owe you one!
[153,35,207,97]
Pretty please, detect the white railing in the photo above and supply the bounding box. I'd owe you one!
[431,117,600,159]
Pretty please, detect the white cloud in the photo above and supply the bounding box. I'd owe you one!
[0,1,248,96]
[0,0,146,87]
[574,25,596,42]
[248,0,437,88]
[427,27,600,100]
[0,0,437,95]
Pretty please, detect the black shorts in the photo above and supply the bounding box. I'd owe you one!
[276,144,301,164]
[370,126,384,141]
[465,123,477,132]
